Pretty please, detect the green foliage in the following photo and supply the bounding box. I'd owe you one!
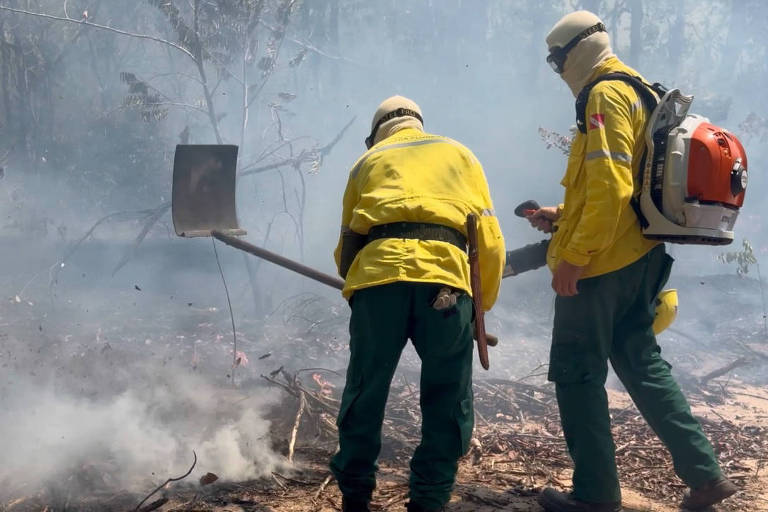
[719,239,758,276]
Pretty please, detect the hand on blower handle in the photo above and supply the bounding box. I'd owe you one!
[503,200,552,278]
[515,199,559,234]
[512,200,582,296]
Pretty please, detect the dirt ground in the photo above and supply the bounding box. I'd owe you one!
[6,379,762,512]
[1,242,767,512]
[172,381,765,512]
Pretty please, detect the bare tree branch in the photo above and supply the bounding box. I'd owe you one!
[0,4,197,62]
[239,117,355,177]
[257,18,360,66]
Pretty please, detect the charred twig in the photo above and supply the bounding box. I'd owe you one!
[261,373,299,397]
[271,472,288,491]
[271,472,314,486]
[296,367,344,378]
[134,451,197,511]
[137,497,169,512]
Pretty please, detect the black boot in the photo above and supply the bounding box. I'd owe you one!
[681,477,738,510]
[538,488,622,512]
[342,497,371,512]
[405,501,445,512]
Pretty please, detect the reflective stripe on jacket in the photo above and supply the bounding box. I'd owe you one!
[334,128,505,311]
[547,57,659,278]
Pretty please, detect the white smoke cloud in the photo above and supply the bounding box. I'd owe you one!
[0,369,285,499]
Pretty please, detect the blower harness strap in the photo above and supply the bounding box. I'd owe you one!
[575,72,668,230]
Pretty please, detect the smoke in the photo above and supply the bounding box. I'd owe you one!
[0,366,283,499]
[0,274,288,501]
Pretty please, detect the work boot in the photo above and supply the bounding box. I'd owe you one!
[538,488,622,512]
[342,497,371,512]
[680,477,738,510]
[405,502,444,512]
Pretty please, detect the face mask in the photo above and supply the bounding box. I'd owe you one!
[546,22,606,74]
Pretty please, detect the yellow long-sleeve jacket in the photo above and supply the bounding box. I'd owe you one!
[334,128,505,311]
[547,57,659,278]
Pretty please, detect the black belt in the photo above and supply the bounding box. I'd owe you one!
[367,222,467,252]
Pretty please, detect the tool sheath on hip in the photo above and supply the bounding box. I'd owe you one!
[466,213,490,370]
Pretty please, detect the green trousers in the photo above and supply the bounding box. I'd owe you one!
[549,245,722,503]
[330,282,474,509]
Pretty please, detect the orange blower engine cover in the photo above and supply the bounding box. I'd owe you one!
[687,123,747,209]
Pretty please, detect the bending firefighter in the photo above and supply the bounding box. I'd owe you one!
[527,11,737,512]
[330,96,505,512]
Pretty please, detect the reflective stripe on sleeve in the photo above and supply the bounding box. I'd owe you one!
[585,149,632,163]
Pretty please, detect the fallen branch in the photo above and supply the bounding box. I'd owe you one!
[134,451,197,511]
[730,391,768,402]
[699,356,752,385]
[313,474,333,502]
[112,203,172,275]
[288,391,307,463]
[49,203,170,292]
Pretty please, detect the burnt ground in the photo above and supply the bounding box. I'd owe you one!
[0,237,767,512]
[4,370,765,512]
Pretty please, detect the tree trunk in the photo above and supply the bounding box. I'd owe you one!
[628,0,644,67]
[667,7,686,78]
[717,0,750,88]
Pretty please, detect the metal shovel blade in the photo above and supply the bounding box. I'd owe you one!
[172,144,246,237]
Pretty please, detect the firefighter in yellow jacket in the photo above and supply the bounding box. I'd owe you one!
[529,11,737,512]
[330,96,505,512]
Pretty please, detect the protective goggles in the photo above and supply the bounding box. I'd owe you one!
[546,22,606,74]
[365,107,424,149]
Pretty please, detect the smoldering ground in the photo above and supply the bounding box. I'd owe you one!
[0,237,302,503]
[0,371,282,498]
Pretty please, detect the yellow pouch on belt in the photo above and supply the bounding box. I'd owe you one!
[653,289,678,335]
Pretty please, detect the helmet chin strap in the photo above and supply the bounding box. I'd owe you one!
[365,108,424,149]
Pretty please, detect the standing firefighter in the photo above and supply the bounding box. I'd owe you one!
[530,11,738,512]
[330,96,505,512]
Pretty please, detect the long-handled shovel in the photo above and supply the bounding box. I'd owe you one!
[171,144,497,367]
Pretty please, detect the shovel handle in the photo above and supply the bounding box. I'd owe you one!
[212,231,345,290]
